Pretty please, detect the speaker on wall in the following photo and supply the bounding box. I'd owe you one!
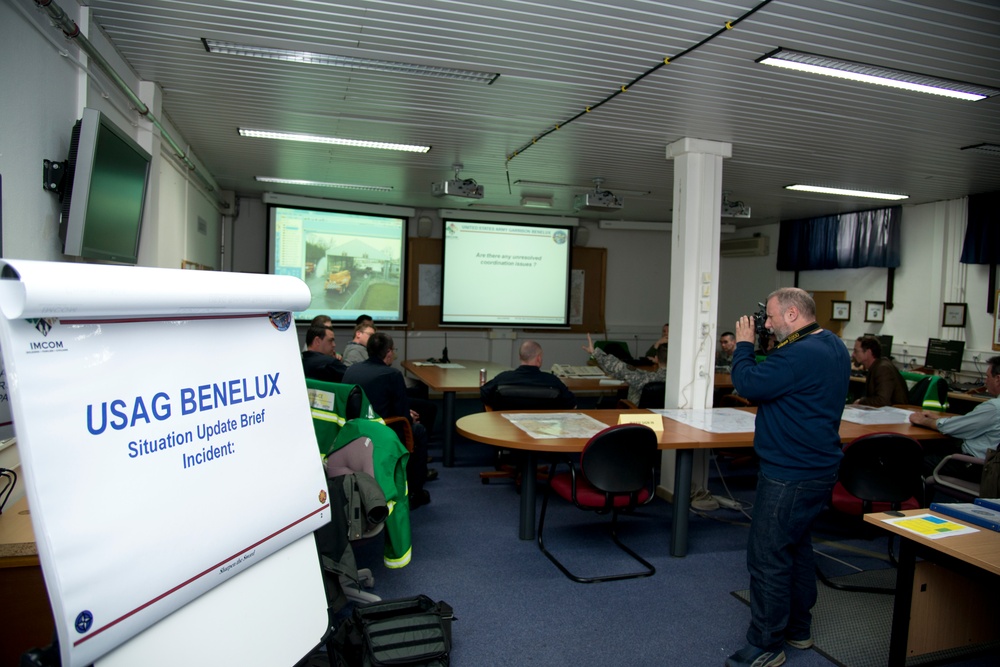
[417,215,434,237]
[573,226,589,247]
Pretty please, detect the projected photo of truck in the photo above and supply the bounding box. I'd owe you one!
[269,205,406,323]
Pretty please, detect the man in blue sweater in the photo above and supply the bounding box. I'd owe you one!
[726,288,850,667]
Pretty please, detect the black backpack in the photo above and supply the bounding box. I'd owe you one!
[328,595,454,667]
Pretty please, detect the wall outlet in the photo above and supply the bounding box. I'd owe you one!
[974,354,982,362]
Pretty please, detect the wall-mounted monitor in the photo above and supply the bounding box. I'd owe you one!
[925,338,964,373]
[268,205,407,324]
[59,108,152,265]
[441,219,572,327]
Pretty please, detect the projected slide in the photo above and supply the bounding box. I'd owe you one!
[269,206,406,323]
[441,219,572,326]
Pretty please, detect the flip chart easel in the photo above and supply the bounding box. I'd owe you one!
[0,260,329,667]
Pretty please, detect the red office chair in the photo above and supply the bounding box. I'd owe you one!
[822,432,924,593]
[831,432,924,515]
[537,424,658,583]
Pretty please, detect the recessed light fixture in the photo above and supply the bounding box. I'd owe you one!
[599,220,738,233]
[961,143,1000,156]
[785,184,908,201]
[757,48,999,101]
[239,128,431,153]
[255,177,393,192]
[203,39,499,85]
[520,196,554,209]
[513,180,651,196]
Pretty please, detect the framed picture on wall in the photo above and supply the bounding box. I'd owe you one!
[864,301,885,323]
[942,302,967,327]
[831,301,851,321]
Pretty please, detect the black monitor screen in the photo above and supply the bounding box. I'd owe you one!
[865,333,893,357]
[925,338,964,373]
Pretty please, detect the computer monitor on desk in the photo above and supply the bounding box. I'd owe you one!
[924,338,964,374]
[865,333,893,358]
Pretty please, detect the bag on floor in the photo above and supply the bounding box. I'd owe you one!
[330,594,454,667]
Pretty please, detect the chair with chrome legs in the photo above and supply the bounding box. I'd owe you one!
[537,423,658,583]
[820,432,925,593]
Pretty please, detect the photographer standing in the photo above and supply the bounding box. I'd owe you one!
[725,288,850,667]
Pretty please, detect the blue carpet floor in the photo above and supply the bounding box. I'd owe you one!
[343,399,999,666]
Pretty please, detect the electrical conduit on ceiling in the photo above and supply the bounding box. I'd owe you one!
[33,0,228,210]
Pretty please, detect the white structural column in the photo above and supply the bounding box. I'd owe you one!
[659,138,732,507]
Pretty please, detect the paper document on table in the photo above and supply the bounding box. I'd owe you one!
[883,513,979,539]
[840,405,914,425]
[435,363,466,369]
[503,412,608,439]
[653,408,756,433]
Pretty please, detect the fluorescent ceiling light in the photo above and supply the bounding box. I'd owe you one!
[785,184,908,201]
[255,177,392,192]
[961,143,1000,156]
[757,48,999,101]
[239,128,430,153]
[513,180,651,197]
[203,39,499,84]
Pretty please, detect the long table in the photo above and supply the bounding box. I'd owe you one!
[457,407,952,556]
[865,509,1000,665]
[0,495,54,666]
[401,359,629,466]
[402,358,735,466]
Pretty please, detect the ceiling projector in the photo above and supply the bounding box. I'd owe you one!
[721,192,751,218]
[574,190,623,211]
[431,178,484,199]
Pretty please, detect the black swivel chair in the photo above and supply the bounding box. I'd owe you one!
[537,424,659,583]
[821,432,925,593]
[617,381,666,409]
[480,384,563,484]
[342,382,415,453]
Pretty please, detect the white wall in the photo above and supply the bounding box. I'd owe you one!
[0,1,81,260]
[232,193,993,378]
[0,1,221,269]
[794,200,992,376]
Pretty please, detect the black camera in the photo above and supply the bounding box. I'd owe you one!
[752,302,769,340]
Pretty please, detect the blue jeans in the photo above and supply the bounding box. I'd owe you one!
[746,470,837,651]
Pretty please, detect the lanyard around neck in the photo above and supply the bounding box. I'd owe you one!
[774,322,820,349]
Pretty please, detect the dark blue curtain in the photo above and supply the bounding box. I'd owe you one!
[960,191,1000,264]
[777,206,901,271]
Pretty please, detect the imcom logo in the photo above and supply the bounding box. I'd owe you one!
[25,318,67,354]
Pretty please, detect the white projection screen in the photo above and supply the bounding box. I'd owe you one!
[440,219,572,327]
[268,205,406,324]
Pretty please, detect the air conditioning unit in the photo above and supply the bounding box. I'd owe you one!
[720,236,769,257]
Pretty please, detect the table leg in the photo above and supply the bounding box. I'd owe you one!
[442,391,455,467]
[670,448,693,557]
[888,538,916,667]
[519,451,537,540]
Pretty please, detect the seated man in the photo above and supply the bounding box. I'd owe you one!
[716,331,736,368]
[341,320,438,437]
[343,332,432,509]
[302,324,348,382]
[583,333,666,406]
[644,322,669,362]
[852,335,908,407]
[342,321,376,366]
[909,355,1000,482]
[308,314,342,360]
[481,340,576,408]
